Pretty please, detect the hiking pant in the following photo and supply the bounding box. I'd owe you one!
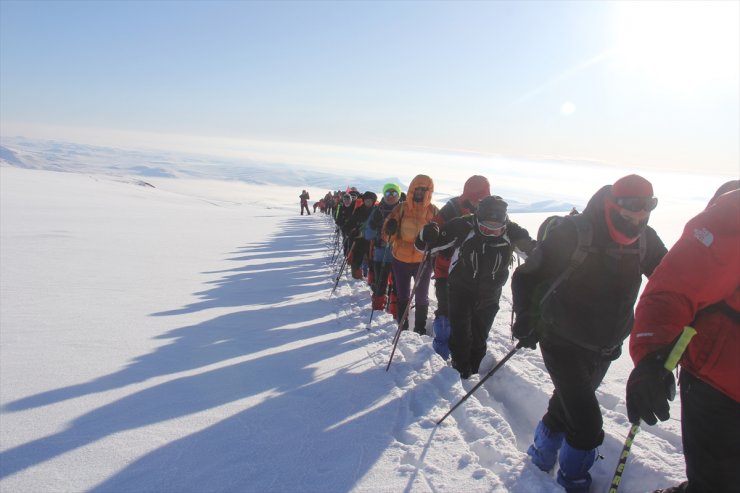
[447,286,500,375]
[351,238,369,271]
[391,257,432,307]
[539,336,611,450]
[434,277,449,317]
[680,370,740,493]
[300,203,310,215]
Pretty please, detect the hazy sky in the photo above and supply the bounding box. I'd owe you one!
[1,0,738,175]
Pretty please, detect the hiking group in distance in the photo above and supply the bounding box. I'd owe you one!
[303,176,739,493]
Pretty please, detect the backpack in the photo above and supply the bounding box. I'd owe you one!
[538,214,647,306]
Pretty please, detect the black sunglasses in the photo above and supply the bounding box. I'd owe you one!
[614,196,658,212]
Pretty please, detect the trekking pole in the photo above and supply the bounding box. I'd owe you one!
[436,343,522,425]
[330,232,343,264]
[608,326,697,493]
[385,250,431,371]
[330,241,356,296]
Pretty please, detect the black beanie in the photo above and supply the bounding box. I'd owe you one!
[477,196,508,222]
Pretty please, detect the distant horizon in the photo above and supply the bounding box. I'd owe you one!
[1,131,731,222]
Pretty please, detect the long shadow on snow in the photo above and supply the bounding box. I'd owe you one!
[0,216,408,480]
[2,217,340,414]
[87,362,409,493]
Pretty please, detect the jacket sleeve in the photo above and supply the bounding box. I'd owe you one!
[382,204,402,242]
[507,221,537,256]
[364,208,380,241]
[641,226,668,277]
[630,211,740,364]
[427,216,471,254]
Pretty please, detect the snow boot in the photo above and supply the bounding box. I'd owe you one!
[389,293,398,320]
[367,269,375,288]
[451,358,472,379]
[556,442,596,493]
[351,266,363,279]
[432,315,451,360]
[414,304,429,335]
[372,294,387,310]
[527,420,565,472]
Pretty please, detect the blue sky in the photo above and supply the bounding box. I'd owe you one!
[1,0,738,176]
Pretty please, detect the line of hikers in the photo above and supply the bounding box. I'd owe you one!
[324,174,739,493]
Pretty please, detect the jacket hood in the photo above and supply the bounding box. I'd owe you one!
[406,174,434,211]
[583,185,610,218]
[460,175,490,205]
[581,185,612,242]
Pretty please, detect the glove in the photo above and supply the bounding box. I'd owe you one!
[385,218,398,235]
[420,222,440,244]
[512,312,538,349]
[626,348,676,425]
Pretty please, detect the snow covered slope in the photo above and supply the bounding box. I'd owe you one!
[0,166,691,492]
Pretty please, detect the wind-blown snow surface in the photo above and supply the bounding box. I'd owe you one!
[1,167,692,492]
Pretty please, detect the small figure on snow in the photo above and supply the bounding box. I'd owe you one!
[299,189,311,216]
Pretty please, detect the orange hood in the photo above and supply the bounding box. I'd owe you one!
[405,174,434,213]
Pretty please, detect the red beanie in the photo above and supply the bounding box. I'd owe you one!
[611,175,653,198]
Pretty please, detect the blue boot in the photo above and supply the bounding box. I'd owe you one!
[556,442,596,493]
[432,316,451,360]
[527,420,564,472]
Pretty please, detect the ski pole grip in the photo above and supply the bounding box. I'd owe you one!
[663,326,697,372]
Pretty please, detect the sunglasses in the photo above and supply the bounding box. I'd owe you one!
[478,220,506,237]
[614,196,658,212]
[384,190,399,197]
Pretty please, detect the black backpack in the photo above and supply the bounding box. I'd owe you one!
[537,214,647,306]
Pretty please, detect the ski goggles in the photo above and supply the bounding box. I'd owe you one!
[613,196,658,212]
[384,190,399,197]
[478,220,506,237]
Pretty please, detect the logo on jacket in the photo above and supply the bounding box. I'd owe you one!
[693,227,714,247]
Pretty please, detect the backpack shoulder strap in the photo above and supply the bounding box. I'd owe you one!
[540,214,592,305]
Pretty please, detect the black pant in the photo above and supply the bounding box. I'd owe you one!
[434,277,449,317]
[351,238,369,271]
[300,203,310,215]
[540,336,611,450]
[372,261,393,296]
[448,286,501,375]
[680,371,740,493]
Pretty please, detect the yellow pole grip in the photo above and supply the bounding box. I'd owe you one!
[664,326,697,371]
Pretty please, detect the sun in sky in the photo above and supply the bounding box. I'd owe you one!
[611,0,740,94]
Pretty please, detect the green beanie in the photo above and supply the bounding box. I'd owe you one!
[383,183,401,195]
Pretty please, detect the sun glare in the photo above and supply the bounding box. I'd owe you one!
[613,1,740,93]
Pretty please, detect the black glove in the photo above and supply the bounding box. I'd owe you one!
[420,222,440,245]
[385,218,398,235]
[626,348,676,425]
[512,312,538,349]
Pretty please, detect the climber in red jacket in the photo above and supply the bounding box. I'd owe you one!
[627,185,739,493]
